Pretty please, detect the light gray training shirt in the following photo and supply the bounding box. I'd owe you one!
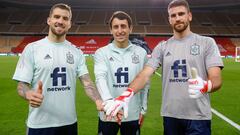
[146,33,224,120]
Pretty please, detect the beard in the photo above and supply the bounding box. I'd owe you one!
[50,25,67,37]
[173,21,189,33]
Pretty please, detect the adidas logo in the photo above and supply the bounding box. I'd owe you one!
[166,52,171,56]
[44,54,52,59]
[85,39,97,44]
[109,57,114,61]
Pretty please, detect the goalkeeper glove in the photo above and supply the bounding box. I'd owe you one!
[188,68,212,98]
[105,88,134,118]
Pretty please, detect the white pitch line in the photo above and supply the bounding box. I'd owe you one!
[211,108,240,131]
[154,72,161,77]
[154,72,240,131]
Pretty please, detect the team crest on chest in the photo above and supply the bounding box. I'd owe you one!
[190,44,200,56]
[131,53,139,64]
[66,52,74,64]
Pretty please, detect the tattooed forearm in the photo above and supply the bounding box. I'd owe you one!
[79,74,102,101]
[17,82,30,99]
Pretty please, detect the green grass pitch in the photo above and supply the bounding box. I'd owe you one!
[0,56,239,135]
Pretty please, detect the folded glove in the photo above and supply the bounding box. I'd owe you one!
[105,88,134,118]
[188,68,212,98]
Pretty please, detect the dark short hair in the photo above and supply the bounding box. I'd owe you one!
[109,11,132,29]
[168,0,190,12]
[49,3,72,19]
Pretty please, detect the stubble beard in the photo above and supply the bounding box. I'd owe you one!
[50,26,67,37]
[173,22,189,33]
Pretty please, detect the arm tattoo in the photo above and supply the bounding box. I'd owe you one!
[79,74,101,101]
[17,82,30,100]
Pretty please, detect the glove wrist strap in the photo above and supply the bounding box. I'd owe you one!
[115,88,134,101]
[201,80,212,93]
[127,87,134,93]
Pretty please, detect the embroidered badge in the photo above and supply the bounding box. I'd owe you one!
[66,52,74,64]
[132,53,139,64]
[190,44,200,56]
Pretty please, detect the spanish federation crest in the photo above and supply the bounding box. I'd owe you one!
[66,52,74,64]
[131,53,139,64]
[190,44,200,56]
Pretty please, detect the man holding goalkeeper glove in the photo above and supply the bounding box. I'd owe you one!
[94,11,149,135]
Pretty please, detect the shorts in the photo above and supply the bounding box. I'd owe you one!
[163,117,211,135]
[98,118,140,135]
[27,122,78,135]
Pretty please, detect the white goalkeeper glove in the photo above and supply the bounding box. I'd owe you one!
[104,88,134,118]
[188,68,212,98]
[103,99,115,112]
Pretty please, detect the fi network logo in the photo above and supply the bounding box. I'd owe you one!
[50,67,67,86]
[171,59,187,78]
[115,67,129,83]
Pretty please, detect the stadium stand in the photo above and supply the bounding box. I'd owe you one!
[229,26,240,35]
[191,26,214,35]
[150,10,168,25]
[211,26,233,35]
[215,37,236,56]
[89,10,106,25]
[0,12,11,24]
[0,4,239,56]
[146,25,172,34]
[136,10,150,25]
[0,7,239,35]
[0,24,12,33]
[9,36,238,57]
[11,36,43,53]
[228,12,240,26]
[75,10,93,25]
[0,36,23,53]
[231,38,240,47]
[77,25,109,34]
[11,36,111,54]
[8,10,31,25]
[24,11,48,25]
[143,36,169,49]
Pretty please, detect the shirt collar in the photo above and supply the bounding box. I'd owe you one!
[109,41,134,53]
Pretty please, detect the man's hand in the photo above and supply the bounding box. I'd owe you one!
[102,99,123,125]
[104,88,134,119]
[188,68,212,98]
[25,81,44,108]
[139,114,144,127]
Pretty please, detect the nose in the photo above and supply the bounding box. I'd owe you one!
[57,17,64,24]
[117,27,123,33]
[175,15,181,21]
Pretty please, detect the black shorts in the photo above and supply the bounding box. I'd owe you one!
[98,118,140,135]
[27,122,77,135]
[163,117,211,135]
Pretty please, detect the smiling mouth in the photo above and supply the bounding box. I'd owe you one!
[116,35,125,38]
[176,23,184,26]
[55,26,64,29]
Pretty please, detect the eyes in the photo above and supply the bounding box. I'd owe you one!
[112,24,128,30]
[170,12,186,18]
[53,15,70,21]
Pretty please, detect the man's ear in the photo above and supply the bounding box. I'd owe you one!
[189,12,192,22]
[129,26,133,33]
[47,17,50,25]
